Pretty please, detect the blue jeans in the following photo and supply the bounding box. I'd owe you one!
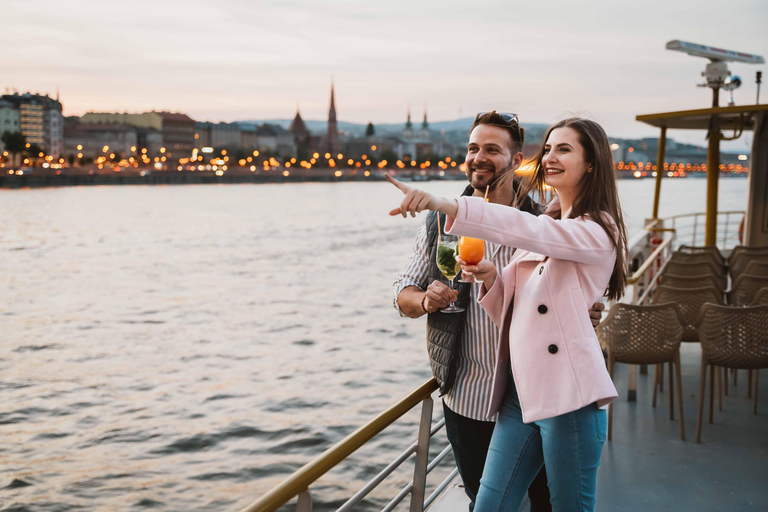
[474,375,606,512]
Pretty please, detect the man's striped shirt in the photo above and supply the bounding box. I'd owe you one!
[393,220,515,421]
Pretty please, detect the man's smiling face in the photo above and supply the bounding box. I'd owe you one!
[465,124,515,192]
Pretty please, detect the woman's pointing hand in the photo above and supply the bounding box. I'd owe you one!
[385,173,458,218]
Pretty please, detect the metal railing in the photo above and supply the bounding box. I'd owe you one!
[622,211,744,307]
[666,211,744,251]
[239,378,453,512]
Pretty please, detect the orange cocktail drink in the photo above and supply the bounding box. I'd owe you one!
[458,236,485,282]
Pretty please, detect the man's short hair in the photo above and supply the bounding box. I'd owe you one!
[470,111,525,154]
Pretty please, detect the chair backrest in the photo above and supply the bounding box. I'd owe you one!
[696,303,768,369]
[597,302,684,365]
[661,261,727,290]
[742,260,768,278]
[728,244,768,265]
[677,245,724,266]
[669,252,724,268]
[750,288,768,306]
[660,273,725,291]
[729,252,768,281]
[729,274,768,307]
[663,259,725,277]
[652,285,724,341]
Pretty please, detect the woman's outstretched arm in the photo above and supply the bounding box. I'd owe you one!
[386,173,458,218]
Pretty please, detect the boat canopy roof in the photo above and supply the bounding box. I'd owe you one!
[636,104,768,130]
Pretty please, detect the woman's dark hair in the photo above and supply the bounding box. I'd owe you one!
[517,117,628,300]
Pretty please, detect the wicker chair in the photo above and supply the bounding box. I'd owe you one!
[727,244,768,265]
[597,303,686,440]
[695,304,768,443]
[662,260,727,289]
[731,259,768,280]
[750,288,768,306]
[652,285,724,341]
[728,274,768,307]
[728,248,768,280]
[743,260,768,277]
[669,252,724,268]
[677,245,725,267]
[660,273,725,292]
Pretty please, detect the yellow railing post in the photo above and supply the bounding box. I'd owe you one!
[652,126,667,219]
[705,117,720,245]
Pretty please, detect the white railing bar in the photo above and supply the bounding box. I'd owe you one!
[335,418,448,511]
[423,468,460,509]
[426,445,453,474]
[381,482,413,512]
[297,490,313,512]
[336,446,418,512]
[638,257,667,305]
[409,397,434,512]
[429,419,446,437]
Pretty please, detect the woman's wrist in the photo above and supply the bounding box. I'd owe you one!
[435,197,459,217]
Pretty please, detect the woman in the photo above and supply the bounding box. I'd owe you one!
[387,117,628,511]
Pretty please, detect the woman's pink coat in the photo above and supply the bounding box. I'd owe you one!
[446,196,618,423]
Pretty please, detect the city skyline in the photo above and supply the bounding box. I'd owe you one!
[3,0,767,150]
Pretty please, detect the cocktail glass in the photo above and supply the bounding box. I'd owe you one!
[436,235,464,313]
[458,236,485,283]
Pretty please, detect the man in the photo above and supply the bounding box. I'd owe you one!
[393,112,604,512]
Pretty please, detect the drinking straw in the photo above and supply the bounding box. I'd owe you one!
[438,214,442,244]
[484,185,490,202]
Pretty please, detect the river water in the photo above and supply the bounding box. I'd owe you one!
[0,178,748,512]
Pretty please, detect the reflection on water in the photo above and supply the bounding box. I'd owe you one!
[0,179,747,511]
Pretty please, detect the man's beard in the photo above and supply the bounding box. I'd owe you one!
[468,162,514,193]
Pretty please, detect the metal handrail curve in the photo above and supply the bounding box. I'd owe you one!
[239,378,439,512]
[626,230,676,285]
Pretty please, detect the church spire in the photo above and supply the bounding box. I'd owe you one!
[404,105,414,139]
[324,79,339,154]
[419,106,429,138]
[328,81,337,123]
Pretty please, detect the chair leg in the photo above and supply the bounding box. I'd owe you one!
[733,368,737,387]
[697,357,708,443]
[652,364,659,408]
[669,358,675,420]
[675,353,685,441]
[608,354,615,441]
[717,366,723,411]
[748,370,753,399]
[754,370,760,415]
[659,362,664,392]
[709,364,715,424]
[724,366,729,396]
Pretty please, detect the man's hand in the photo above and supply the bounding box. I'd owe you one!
[589,302,606,328]
[423,280,458,313]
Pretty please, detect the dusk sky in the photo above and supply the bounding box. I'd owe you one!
[3,0,767,147]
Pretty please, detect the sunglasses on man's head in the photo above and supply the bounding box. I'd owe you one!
[475,111,519,124]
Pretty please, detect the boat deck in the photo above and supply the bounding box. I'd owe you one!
[430,341,768,512]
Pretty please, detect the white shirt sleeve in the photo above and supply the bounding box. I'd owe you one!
[392,220,430,317]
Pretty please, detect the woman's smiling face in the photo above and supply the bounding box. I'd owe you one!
[541,127,591,198]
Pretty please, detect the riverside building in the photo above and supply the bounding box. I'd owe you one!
[0,92,64,157]
[80,111,195,157]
